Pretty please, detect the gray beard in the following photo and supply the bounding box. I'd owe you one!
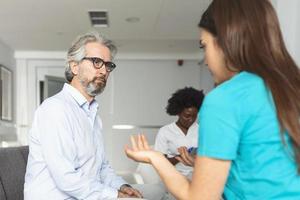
[79,78,106,97]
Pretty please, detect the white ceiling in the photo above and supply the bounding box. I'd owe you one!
[0,0,211,55]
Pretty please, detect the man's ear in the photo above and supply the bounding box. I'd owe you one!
[70,61,79,76]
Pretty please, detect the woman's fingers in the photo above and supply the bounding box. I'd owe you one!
[175,156,189,166]
[137,134,144,149]
[176,148,195,166]
[186,153,195,164]
[141,134,151,150]
[125,134,155,164]
[131,134,150,150]
[130,134,151,150]
[180,152,190,165]
[177,147,183,154]
[186,157,194,166]
[130,135,138,151]
[182,149,195,166]
[177,146,188,155]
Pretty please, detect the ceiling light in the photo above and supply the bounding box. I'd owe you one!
[1,141,9,148]
[112,125,135,130]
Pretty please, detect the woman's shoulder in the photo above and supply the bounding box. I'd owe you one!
[158,122,175,133]
[204,72,266,106]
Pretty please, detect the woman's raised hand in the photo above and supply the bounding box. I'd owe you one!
[125,134,160,164]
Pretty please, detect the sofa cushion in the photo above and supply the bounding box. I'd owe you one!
[0,146,29,200]
[0,179,6,200]
[19,146,29,164]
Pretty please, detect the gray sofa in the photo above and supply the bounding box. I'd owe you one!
[0,146,29,200]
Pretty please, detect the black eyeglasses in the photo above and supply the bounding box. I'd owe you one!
[81,57,116,72]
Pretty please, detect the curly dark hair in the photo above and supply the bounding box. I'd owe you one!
[166,87,205,116]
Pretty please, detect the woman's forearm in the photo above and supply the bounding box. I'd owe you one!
[150,152,191,200]
[125,135,229,200]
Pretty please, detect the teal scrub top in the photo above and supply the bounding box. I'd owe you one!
[197,71,300,199]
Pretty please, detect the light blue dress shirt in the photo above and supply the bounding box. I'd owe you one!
[24,83,127,200]
[197,72,300,199]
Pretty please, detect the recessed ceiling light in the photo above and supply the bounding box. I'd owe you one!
[112,125,135,130]
[125,17,140,23]
[1,141,9,147]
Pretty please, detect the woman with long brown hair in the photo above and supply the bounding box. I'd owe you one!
[125,0,300,199]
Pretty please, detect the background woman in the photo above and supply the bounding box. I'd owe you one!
[154,87,204,177]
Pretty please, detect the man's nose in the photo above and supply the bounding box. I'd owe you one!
[98,65,108,75]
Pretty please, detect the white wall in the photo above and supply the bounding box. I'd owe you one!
[273,0,300,66]
[15,57,65,145]
[0,39,16,138]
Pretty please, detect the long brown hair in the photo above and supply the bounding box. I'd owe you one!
[199,0,300,172]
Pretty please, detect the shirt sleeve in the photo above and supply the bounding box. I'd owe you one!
[33,100,119,199]
[197,91,241,160]
[154,127,169,155]
[99,156,127,189]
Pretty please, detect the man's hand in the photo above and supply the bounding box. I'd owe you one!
[175,146,195,167]
[118,184,143,198]
[117,190,131,198]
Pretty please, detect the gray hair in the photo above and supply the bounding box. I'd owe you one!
[65,32,117,82]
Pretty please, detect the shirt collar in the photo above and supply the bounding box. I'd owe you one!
[63,83,98,110]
